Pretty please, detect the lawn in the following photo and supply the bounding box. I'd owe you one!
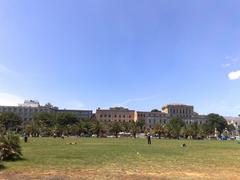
[1,137,240,179]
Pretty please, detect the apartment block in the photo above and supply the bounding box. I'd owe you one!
[96,107,137,123]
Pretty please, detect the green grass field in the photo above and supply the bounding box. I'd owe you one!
[1,137,240,179]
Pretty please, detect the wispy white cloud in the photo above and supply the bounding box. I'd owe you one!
[222,56,239,68]
[228,70,240,80]
[114,96,158,107]
[0,92,24,106]
[0,64,20,76]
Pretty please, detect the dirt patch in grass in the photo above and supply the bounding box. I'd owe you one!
[0,167,239,180]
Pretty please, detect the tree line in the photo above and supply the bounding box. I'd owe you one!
[0,112,236,139]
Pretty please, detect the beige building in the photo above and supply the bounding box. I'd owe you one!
[96,107,137,122]
[161,104,208,126]
[139,104,208,130]
[162,104,194,118]
[95,104,208,130]
[137,111,170,129]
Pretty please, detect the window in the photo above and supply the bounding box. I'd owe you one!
[109,115,111,118]
[100,115,103,118]
[129,115,131,118]
[114,115,117,118]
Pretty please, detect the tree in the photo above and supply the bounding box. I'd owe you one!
[33,112,56,136]
[151,109,160,112]
[167,118,185,138]
[56,113,79,127]
[81,119,94,136]
[71,122,85,136]
[122,122,131,133]
[0,133,22,161]
[92,121,106,137]
[181,123,199,139]
[206,114,228,134]
[197,125,207,138]
[24,121,40,137]
[34,112,56,127]
[44,103,58,110]
[227,124,236,136]
[129,121,140,138]
[110,122,122,138]
[227,124,235,132]
[136,119,145,133]
[200,124,212,137]
[0,112,22,132]
[154,123,165,139]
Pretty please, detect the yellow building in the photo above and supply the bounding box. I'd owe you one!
[162,104,194,118]
[96,107,137,122]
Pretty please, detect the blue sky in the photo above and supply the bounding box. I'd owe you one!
[0,0,240,116]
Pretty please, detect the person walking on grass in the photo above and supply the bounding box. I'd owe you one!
[24,133,28,143]
[147,132,151,145]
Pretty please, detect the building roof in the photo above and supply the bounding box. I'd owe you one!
[162,103,193,109]
[97,107,135,112]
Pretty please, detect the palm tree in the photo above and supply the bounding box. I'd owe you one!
[110,122,122,138]
[92,121,106,138]
[0,133,22,161]
[72,122,85,136]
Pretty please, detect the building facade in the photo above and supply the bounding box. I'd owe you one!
[162,104,194,118]
[162,104,208,126]
[137,111,170,129]
[0,100,93,122]
[0,100,56,122]
[141,104,208,130]
[57,109,92,119]
[225,116,240,130]
[95,104,208,130]
[96,107,138,122]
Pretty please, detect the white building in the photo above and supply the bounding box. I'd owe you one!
[225,116,240,129]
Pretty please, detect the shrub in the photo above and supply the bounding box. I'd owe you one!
[0,133,22,161]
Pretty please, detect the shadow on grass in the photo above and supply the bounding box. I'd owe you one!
[0,157,27,171]
[3,157,27,162]
[0,164,6,170]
